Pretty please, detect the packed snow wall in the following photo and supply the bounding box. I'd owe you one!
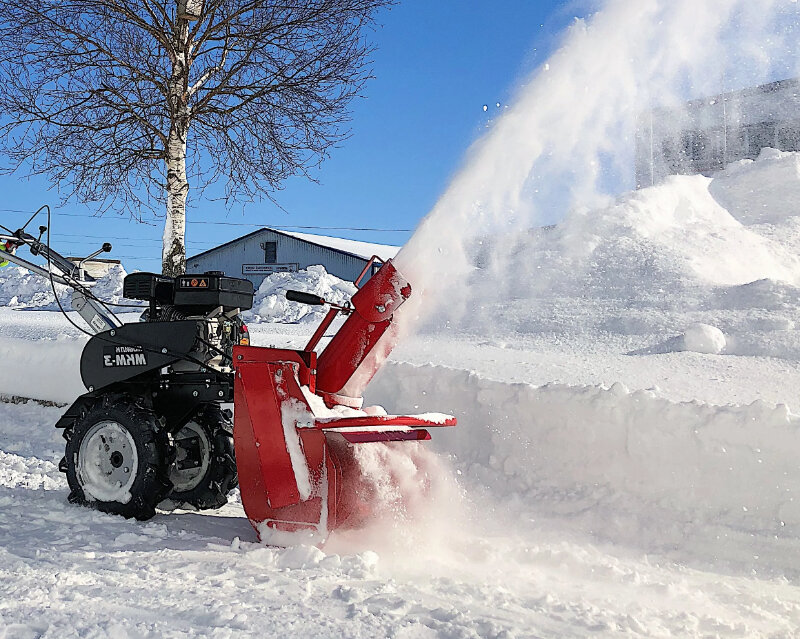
[0,265,129,404]
[0,336,85,404]
[367,361,800,572]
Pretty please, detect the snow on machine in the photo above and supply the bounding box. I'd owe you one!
[0,210,455,541]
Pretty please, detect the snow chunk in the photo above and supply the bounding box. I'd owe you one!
[682,323,726,354]
[275,544,326,569]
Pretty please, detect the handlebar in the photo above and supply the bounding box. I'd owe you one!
[286,290,326,305]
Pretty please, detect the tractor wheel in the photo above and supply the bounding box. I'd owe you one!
[165,404,237,510]
[63,396,173,521]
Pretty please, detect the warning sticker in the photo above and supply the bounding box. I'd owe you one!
[180,277,209,289]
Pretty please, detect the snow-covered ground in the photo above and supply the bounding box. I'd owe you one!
[4,151,800,636]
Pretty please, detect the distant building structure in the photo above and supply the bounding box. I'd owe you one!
[187,228,400,289]
[635,78,800,188]
[67,257,121,279]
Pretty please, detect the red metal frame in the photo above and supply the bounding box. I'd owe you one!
[315,260,411,404]
[353,255,385,289]
[303,307,340,353]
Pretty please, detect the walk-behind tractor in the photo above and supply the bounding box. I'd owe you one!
[0,211,455,541]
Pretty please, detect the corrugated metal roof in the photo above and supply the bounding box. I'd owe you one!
[278,230,400,260]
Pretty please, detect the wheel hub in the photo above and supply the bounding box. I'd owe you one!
[77,420,138,503]
[169,420,211,493]
[110,451,124,468]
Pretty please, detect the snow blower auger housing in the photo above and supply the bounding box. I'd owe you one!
[2,213,454,538]
[232,259,456,540]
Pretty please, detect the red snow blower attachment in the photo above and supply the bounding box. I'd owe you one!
[233,258,456,540]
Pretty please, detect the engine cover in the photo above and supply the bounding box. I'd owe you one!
[173,273,254,313]
[123,272,254,314]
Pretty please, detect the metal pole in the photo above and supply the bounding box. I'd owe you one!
[721,72,727,169]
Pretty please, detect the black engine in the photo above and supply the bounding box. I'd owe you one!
[122,271,255,371]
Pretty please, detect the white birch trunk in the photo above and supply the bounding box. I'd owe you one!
[163,122,188,276]
[162,14,192,277]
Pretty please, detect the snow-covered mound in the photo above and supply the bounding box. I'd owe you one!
[245,265,356,324]
[0,263,128,310]
[455,151,800,359]
[710,148,800,225]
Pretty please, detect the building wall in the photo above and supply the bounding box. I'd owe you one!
[636,78,800,187]
[187,229,371,289]
[67,258,120,279]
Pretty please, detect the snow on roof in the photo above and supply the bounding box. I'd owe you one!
[278,229,400,261]
[187,227,402,263]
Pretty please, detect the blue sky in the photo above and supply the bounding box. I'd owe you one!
[0,1,587,272]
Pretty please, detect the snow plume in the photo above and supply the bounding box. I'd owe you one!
[394,0,800,330]
[325,442,472,576]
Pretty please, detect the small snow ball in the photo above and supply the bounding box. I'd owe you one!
[682,323,726,354]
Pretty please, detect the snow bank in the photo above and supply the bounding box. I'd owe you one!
[500,164,800,295]
[245,265,356,324]
[368,362,800,569]
[710,148,800,225]
[0,263,128,311]
[0,335,85,404]
[0,264,127,405]
[428,152,800,360]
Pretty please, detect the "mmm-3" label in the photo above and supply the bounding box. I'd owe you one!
[103,345,148,367]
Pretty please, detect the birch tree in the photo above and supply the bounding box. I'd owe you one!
[0,0,388,275]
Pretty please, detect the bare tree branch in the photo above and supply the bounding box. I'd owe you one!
[0,0,391,275]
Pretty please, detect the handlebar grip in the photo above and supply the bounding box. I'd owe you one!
[286,290,326,305]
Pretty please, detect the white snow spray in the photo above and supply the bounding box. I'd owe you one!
[393,0,800,332]
[323,442,475,575]
[348,0,800,572]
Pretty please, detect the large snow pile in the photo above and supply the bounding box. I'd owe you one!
[0,263,128,310]
[245,265,356,324]
[446,150,800,359]
[710,148,800,225]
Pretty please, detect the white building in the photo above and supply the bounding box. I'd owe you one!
[187,228,400,289]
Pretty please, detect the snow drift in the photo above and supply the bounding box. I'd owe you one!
[434,151,800,360]
[0,263,128,310]
[245,265,356,324]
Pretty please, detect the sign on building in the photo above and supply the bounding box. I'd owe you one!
[242,263,299,275]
